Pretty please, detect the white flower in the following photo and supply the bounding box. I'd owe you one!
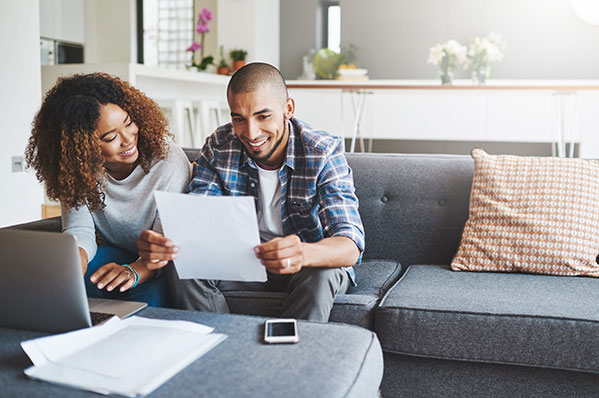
[427,44,445,65]
[427,40,467,67]
[465,32,506,70]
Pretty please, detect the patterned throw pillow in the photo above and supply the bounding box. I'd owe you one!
[451,149,599,276]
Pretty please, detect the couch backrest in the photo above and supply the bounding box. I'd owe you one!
[346,153,474,266]
[182,148,475,267]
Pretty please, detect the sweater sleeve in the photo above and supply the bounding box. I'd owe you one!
[62,203,97,261]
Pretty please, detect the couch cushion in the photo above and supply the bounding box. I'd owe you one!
[452,149,599,276]
[4,216,61,232]
[376,264,599,373]
[346,153,473,265]
[225,260,401,329]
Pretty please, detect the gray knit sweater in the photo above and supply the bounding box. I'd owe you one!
[62,144,191,261]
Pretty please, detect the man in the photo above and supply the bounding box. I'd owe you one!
[138,62,364,322]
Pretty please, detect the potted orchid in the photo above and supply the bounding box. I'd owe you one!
[187,8,214,71]
[465,32,506,85]
[427,40,467,85]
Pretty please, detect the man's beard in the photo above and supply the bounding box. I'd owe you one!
[252,117,288,165]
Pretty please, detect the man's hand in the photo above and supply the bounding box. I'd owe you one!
[137,230,179,270]
[254,235,304,274]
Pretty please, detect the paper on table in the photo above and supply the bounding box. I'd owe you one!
[154,191,267,282]
[21,316,226,397]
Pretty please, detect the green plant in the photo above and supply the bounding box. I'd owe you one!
[340,44,359,66]
[229,49,248,61]
[217,46,229,68]
[198,55,214,70]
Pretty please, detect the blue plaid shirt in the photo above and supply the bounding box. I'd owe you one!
[190,117,364,284]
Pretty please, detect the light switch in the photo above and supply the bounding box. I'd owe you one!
[11,156,24,173]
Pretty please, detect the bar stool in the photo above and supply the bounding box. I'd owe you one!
[157,99,199,147]
[341,89,374,153]
[193,100,230,144]
[552,90,579,158]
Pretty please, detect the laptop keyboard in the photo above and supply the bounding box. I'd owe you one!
[90,311,116,326]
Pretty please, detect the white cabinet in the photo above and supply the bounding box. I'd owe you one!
[39,0,85,43]
[287,80,599,157]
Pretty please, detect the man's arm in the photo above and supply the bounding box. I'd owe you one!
[256,137,364,274]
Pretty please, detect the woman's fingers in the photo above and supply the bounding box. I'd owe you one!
[94,264,134,291]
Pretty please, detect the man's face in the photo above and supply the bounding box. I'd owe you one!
[228,84,295,169]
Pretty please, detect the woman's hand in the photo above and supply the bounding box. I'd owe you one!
[90,263,137,292]
[90,261,155,292]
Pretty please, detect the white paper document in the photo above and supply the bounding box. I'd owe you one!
[154,191,267,282]
[21,316,226,397]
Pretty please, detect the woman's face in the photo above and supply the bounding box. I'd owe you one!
[97,103,139,179]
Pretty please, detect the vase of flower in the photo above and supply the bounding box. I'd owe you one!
[471,67,488,85]
[465,32,506,85]
[441,70,454,85]
[427,40,467,86]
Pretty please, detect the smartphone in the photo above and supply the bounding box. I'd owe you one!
[264,318,299,344]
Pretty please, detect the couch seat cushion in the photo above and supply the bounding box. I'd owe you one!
[376,264,599,373]
[225,260,401,329]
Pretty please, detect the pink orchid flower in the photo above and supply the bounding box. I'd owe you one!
[186,41,202,52]
[196,23,210,34]
[200,8,213,22]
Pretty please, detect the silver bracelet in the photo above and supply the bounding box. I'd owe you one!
[122,264,139,288]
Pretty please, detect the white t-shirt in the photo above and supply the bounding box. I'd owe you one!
[256,165,284,242]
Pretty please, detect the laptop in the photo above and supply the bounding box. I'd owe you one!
[0,229,147,333]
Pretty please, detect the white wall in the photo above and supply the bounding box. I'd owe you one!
[280,0,320,79]
[279,0,599,79]
[85,0,137,63]
[217,0,280,67]
[340,0,599,79]
[0,0,44,226]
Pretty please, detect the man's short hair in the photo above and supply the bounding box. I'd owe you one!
[227,62,288,103]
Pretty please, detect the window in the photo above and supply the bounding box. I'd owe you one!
[327,4,341,52]
[321,1,340,52]
[140,0,193,68]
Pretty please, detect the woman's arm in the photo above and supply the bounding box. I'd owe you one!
[78,247,88,275]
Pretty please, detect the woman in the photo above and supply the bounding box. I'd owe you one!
[25,73,191,307]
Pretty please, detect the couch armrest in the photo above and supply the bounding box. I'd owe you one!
[3,216,62,233]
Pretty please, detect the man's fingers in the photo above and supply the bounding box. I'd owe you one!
[138,230,176,248]
[143,259,169,270]
[138,241,179,254]
[256,246,298,261]
[138,249,177,261]
[263,258,300,274]
[255,235,300,254]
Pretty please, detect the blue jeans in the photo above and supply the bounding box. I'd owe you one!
[84,243,172,308]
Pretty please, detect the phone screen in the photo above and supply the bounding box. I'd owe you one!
[267,321,296,337]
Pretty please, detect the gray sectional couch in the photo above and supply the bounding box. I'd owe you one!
[8,150,599,397]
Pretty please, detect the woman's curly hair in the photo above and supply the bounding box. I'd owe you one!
[26,73,172,211]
